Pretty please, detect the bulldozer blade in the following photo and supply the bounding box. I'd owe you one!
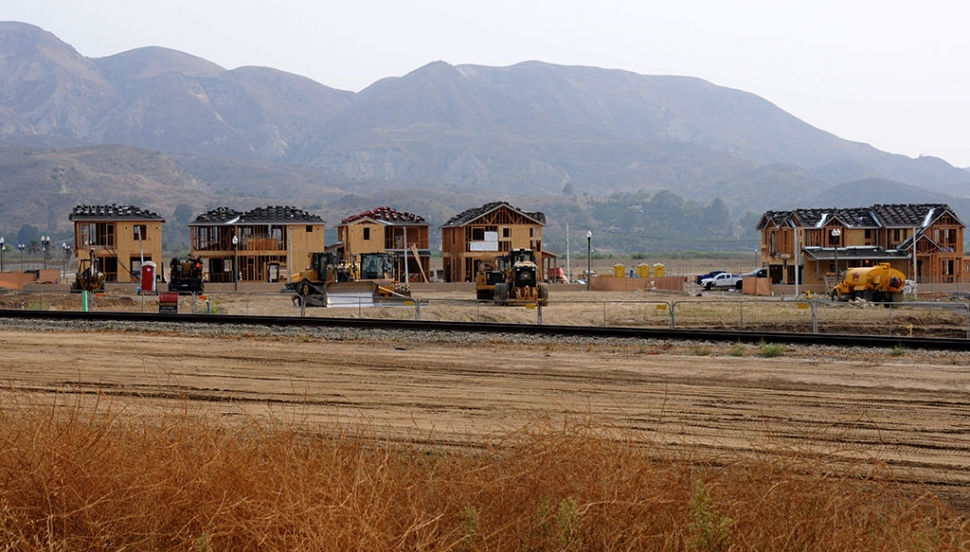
[325,281,379,308]
[326,281,379,294]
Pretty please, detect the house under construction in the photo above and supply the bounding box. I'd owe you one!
[189,206,325,284]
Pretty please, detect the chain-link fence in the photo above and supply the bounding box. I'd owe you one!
[6,284,970,339]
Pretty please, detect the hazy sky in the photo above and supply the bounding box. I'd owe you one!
[5,1,969,168]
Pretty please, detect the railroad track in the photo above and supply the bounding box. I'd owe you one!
[2,309,968,350]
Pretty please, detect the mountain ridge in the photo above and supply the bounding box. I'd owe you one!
[0,20,967,252]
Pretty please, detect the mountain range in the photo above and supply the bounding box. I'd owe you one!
[1,20,967,252]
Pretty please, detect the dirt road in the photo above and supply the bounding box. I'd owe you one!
[2,326,969,505]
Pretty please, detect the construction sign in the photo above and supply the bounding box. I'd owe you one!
[158,291,179,314]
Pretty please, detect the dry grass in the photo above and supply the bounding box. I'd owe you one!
[0,394,967,551]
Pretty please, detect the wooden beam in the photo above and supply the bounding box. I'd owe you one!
[411,244,428,283]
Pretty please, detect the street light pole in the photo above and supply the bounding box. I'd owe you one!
[41,236,50,269]
[62,243,71,280]
[0,237,5,272]
[831,228,841,283]
[232,235,239,291]
[586,230,592,292]
[17,244,24,270]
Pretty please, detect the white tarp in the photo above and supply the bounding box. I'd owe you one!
[470,231,499,251]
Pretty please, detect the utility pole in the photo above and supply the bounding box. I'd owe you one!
[565,223,570,282]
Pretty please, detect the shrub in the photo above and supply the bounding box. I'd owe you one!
[759,340,785,357]
[729,342,746,357]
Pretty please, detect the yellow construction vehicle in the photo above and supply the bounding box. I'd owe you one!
[288,251,352,297]
[288,251,410,306]
[476,248,548,305]
[71,249,106,293]
[475,260,505,301]
[357,251,411,297]
[830,263,906,304]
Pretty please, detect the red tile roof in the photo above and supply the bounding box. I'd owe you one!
[341,206,426,225]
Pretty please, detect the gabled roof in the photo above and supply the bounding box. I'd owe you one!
[896,230,959,254]
[70,204,165,222]
[193,207,243,224]
[239,206,324,224]
[756,211,792,231]
[791,207,879,229]
[441,201,545,228]
[759,204,962,231]
[871,204,963,228]
[192,206,324,225]
[341,206,428,226]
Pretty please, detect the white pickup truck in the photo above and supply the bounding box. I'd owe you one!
[700,268,769,290]
[700,272,743,290]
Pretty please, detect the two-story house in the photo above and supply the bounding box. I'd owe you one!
[440,201,551,283]
[757,204,965,286]
[70,204,165,283]
[189,206,325,285]
[336,207,431,283]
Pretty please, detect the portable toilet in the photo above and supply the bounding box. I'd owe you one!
[140,261,157,292]
[653,263,665,278]
[637,263,651,278]
[613,263,626,278]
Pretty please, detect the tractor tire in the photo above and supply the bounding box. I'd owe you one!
[538,283,549,302]
[297,280,312,297]
[494,283,509,306]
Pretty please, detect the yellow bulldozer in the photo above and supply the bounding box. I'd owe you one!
[287,251,410,306]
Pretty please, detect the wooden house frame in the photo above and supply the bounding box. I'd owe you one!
[189,206,325,284]
[440,201,553,283]
[336,207,431,283]
[70,204,165,283]
[757,204,965,286]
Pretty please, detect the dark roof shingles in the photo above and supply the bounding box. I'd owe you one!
[442,201,545,227]
[193,206,323,224]
[70,204,164,221]
[341,206,427,225]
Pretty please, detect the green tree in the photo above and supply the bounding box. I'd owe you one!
[702,197,732,235]
[647,190,685,227]
[16,224,40,248]
[738,211,762,238]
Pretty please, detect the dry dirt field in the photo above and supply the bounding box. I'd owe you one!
[2,308,970,510]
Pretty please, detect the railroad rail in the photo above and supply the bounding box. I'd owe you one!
[2,309,968,351]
